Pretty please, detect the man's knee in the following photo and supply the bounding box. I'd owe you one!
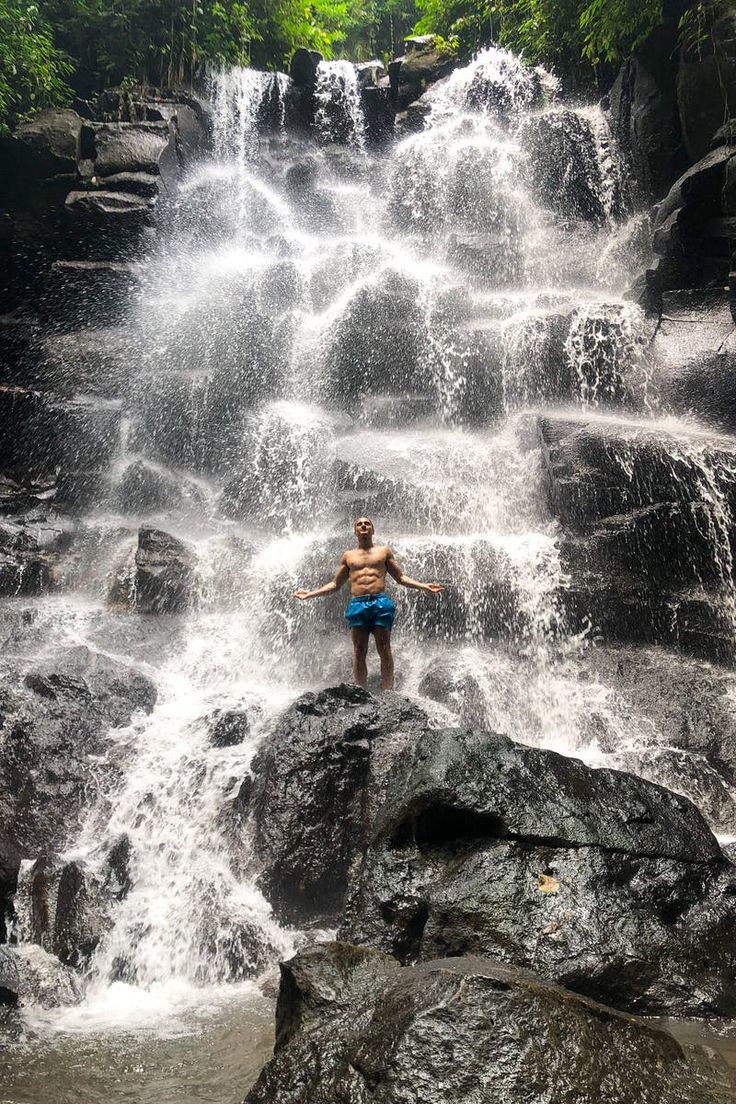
[375,636,392,657]
[353,638,369,657]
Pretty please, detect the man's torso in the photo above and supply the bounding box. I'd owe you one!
[344,545,390,596]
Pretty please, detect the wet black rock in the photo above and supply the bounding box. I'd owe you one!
[209,708,251,748]
[607,26,685,202]
[290,48,323,87]
[654,290,736,432]
[389,35,457,110]
[128,526,196,614]
[42,260,141,331]
[63,188,155,261]
[1,108,82,184]
[19,852,123,967]
[246,943,732,1104]
[677,4,736,164]
[41,326,138,398]
[520,109,619,224]
[0,945,81,1010]
[92,121,173,177]
[538,413,736,661]
[340,725,736,1016]
[0,645,156,863]
[237,685,428,926]
[116,460,205,515]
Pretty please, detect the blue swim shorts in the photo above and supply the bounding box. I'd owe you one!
[345,592,396,631]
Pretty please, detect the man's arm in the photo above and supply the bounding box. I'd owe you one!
[386,548,444,593]
[293,556,350,600]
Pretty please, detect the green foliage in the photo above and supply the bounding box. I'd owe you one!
[414,0,664,75]
[0,0,72,132]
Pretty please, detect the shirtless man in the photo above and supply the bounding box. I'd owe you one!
[293,516,444,691]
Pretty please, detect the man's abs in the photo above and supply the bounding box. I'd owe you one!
[347,559,388,597]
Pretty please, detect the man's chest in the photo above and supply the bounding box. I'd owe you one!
[347,550,387,571]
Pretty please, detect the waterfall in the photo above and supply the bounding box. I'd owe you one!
[9,45,736,1033]
[314,60,367,147]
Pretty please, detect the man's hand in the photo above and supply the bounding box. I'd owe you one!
[293,590,311,600]
[424,583,445,593]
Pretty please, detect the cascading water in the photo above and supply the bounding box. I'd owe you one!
[6,45,736,1100]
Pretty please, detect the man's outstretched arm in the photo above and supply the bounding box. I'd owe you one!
[293,557,350,600]
[386,549,444,593]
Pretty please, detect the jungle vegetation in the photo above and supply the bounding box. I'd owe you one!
[0,0,718,132]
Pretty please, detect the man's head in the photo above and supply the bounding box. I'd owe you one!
[354,516,374,545]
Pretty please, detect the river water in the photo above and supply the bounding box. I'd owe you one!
[3,48,736,1099]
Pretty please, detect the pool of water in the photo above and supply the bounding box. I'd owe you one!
[0,988,274,1104]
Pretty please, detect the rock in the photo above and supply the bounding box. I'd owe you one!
[396,34,457,87]
[0,510,74,596]
[393,98,434,137]
[356,60,387,88]
[608,27,686,201]
[651,289,736,431]
[95,171,161,197]
[237,685,428,925]
[209,708,251,748]
[340,725,736,1016]
[520,108,620,223]
[92,121,173,176]
[42,260,140,331]
[290,48,323,87]
[3,108,82,182]
[0,645,156,857]
[41,326,137,398]
[63,189,154,260]
[538,413,736,659]
[246,944,732,1104]
[131,525,196,614]
[0,945,81,1010]
[115,459,205,515]
[677,3,736,163]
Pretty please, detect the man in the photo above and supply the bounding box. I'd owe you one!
[293,516,444,691]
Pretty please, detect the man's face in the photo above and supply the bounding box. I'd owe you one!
[355,517,374,540]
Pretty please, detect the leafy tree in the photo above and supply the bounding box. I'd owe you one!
[0,0,72,132]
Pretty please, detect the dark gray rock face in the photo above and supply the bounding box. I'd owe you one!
[0,646,156,866]
[237,686,428,926]
[607,27,685,202]
[92,121,173,176]
[520,109,620,223]
[677,4,736,164]
[113,525,196,613]
[654,290,736,432]
[538,413,736,661]
[245,943,732,1104]
[0,945,81,1010]
[18,850,125,967]
[340,726,736,1017]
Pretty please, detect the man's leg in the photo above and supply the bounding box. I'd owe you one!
[351,628,370,689]
[373,627,394,691]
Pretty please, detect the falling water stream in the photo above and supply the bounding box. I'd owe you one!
[3,47,736,1100]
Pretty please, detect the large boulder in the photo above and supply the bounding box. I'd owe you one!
[607,25,686,202]
[91,121,174,177]
[109,526,197,613]
[340,725,736,1017]
[245,943,732,1104]
[236,686,428,925]
[0,646,156,864]
[538,413,736,660]
[677,2,736,163]
[653,290,736,430]
[0,945,81,1011]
